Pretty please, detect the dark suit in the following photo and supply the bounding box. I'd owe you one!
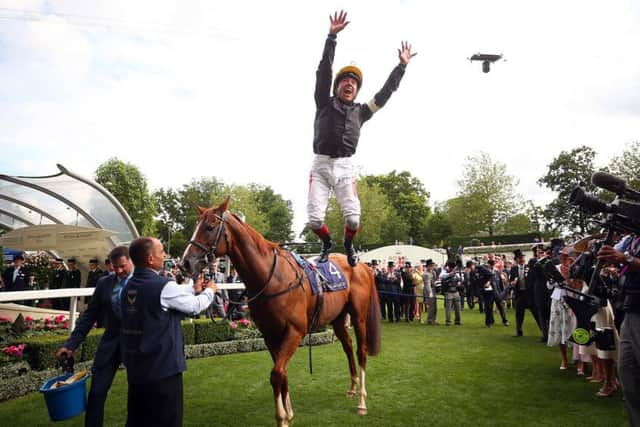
[2,265,30,305]
[530,257,552,340]
[509,263,540,336]
[63,273,120,427]
[61,269,81,310]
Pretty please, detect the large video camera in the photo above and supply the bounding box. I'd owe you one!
[550,172,640,346]
[570,172,640,234]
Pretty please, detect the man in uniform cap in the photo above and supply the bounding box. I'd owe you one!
[85,258,105,308]
[62,258,81,311]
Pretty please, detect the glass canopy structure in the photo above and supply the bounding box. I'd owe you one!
[0,164,138,246]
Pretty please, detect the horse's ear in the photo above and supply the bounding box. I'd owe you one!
[219,196,230,212]
[196,206,206,215]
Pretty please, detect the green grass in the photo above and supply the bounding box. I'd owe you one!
[0,303,629,426]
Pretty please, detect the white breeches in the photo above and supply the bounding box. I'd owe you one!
[307,155,360,231]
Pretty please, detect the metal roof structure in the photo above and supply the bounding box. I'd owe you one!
[0,164,138,250]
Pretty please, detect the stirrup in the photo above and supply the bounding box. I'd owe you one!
[345,243,357,267]
[318,240,333,263]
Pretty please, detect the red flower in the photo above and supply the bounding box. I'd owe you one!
[25,316,34,322]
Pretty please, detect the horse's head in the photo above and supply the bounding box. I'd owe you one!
[180,197,231,277]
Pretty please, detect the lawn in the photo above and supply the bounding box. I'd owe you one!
[0,304,629,426]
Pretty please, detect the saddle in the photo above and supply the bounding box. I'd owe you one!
[291,252,348,295]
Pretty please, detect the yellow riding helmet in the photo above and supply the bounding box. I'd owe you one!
[333,65,363,94]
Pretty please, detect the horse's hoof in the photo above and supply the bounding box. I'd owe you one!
[357,407,368,416]
[346,390,356,398]
[278,420,289,427]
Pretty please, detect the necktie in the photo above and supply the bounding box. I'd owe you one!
[112,277,128,319]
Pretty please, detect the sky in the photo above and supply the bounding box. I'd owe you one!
[1,0,639,236]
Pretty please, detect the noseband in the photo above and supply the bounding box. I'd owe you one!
[189,211,230,265]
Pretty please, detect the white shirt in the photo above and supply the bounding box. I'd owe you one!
[160,281,214,316]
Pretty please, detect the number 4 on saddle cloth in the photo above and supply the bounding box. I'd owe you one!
[291,252,348,295]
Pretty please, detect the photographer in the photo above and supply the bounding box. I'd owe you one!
[439,261,463,326]
[598,233,640,424]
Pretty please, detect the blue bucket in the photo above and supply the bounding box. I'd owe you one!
[40,372,89,421]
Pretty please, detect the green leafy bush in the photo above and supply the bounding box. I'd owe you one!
[80,329,105,362]
[23,335,67,371]
[182,321,195,345]
[193,319,233,344]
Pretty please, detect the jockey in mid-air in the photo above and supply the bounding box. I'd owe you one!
[307,10,417,266]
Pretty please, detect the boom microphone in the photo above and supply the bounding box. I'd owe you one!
[591,171,640,202]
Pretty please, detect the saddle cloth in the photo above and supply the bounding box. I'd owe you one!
[291,252,348,295]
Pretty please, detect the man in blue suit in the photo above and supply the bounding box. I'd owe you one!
[56,246,131,427]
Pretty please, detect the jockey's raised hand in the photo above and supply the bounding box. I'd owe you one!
[398,41,417,65]
[329,10,349,35]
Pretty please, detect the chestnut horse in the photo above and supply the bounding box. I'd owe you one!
[181,198,381,427]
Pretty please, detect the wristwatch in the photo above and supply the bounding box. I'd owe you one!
[624,251,634,265]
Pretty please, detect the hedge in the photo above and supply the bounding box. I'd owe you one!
[193,319,233,344]
[0,330,336,401]
[80,329,105,362]
[22,335,68,371]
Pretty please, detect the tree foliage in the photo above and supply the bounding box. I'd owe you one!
[95,158,157,236]
[455,152,521,236]
[361,171,430,243]
[154,178,293,256]
[608,140,640,192]
[537,145,599,233]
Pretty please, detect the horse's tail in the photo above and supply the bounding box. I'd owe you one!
[366,269,381,356]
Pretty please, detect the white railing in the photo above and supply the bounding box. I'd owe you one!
[0,283,246,333]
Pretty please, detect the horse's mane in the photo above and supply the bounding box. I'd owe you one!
[231,213,283,257]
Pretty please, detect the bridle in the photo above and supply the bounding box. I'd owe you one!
[187,210,304,303]
[188,211,230,266]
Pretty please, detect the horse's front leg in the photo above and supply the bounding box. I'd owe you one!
[332,314,358,397]
[268,331,302,427]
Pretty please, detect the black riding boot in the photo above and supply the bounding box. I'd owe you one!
[318,236,333,263]
[344,238,357,267]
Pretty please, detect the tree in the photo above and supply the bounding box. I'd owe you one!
[537,146,599,233]
[608,140,640,192]
[95,158,157,236]
[177,177,225,240]
[250,185,294,242]
[456,152,521,236]
[423,206,453,247]
[302,180,406,247]
[361,171,430,244]
[154,188,182,256]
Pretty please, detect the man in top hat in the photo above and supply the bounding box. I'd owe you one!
[509,249,540,337]
[306,10,417,267]
[2,252,30,305]
[383,261,402,322]
[401,261,416,322]
[371,260,387,320]
[529,243,552,341]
